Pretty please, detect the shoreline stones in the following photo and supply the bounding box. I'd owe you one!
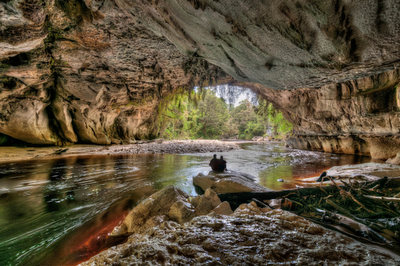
[0,139,240,163]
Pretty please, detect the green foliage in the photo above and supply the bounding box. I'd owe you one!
[0,133,7,145]
[254,98,293,138]
[0,62,10,70]
[0,76,17,90]
[157,89,293,140]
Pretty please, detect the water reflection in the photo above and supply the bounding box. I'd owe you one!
[0,142,372,266]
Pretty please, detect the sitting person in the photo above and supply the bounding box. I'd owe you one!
[209,154,219,171]
[218,155,227,171]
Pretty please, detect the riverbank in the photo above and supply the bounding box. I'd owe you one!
[0,140,240,163]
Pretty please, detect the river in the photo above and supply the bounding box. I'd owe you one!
[0,142,372,266]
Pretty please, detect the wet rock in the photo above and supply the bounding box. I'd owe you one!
[80,202,400,266]
[193,171,269,193]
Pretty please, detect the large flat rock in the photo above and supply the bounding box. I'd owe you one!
[298,162,400,185]
[193,170,270,193]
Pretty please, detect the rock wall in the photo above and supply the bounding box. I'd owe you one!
[0,0,221,144]
[1,0,400,149]
[245,69,400,159]
[131,0,400,89]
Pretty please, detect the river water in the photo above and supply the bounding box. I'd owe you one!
[0,142,371,266]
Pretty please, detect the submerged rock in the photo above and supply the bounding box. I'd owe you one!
[80,202,399,266]
[193,171,269,193]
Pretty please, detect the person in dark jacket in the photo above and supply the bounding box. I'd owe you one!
[209,154,219,171]
[218,155,227,171]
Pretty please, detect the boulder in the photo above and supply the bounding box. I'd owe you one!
[193,171,269,193]
[212,201,233,216]
[111,185,189,236]
[168,200,196,224]
[192,188,222,216]
[233,201,272,216]
[386,153,400,165]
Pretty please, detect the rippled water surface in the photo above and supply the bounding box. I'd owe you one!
[0,142,371,266]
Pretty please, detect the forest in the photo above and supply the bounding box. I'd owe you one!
[157,88,293,140]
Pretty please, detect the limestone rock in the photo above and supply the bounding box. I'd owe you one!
[80,205,400,266]
[386,153,400,165]
[326,163,400,180]
[239,69,400,159]
[168,200,195,224]
[298,162,400,186]
[193,171,269,193]
[111,185,189,236]
[233,201,272,216]
[1,0,400,150]
[192,188,222,216]
[212,201,233,216]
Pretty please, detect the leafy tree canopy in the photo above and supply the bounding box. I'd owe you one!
[157,88,292,140]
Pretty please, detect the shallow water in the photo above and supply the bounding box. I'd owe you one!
[0,142,371,266]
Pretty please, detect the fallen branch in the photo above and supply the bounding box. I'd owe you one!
[365,176,388,189]
[326,199,357,220]
[363,195,400,202]
[329,176,374,214]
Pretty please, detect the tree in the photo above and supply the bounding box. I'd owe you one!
[195,90,230,139]
[157,89,292,140]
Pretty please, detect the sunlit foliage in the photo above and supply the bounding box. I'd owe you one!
[157,88,292,140]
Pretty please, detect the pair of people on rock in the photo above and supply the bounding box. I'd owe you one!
[209,154,227,171]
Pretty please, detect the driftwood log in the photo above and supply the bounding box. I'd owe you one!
[218,185,341,202]
[218,177,400,203]
[363,195,400,202]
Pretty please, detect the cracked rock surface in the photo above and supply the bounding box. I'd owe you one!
[79,201,400,266]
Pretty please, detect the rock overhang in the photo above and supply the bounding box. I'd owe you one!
[0,0,399,154]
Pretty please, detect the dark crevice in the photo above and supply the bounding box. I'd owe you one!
[55,0,93,23]
[221,49,247,79]
[1,53,30,66]
[44,74,68,145]
[0,133,30,146]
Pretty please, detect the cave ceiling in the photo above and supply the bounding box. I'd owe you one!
[0,0,400,155]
